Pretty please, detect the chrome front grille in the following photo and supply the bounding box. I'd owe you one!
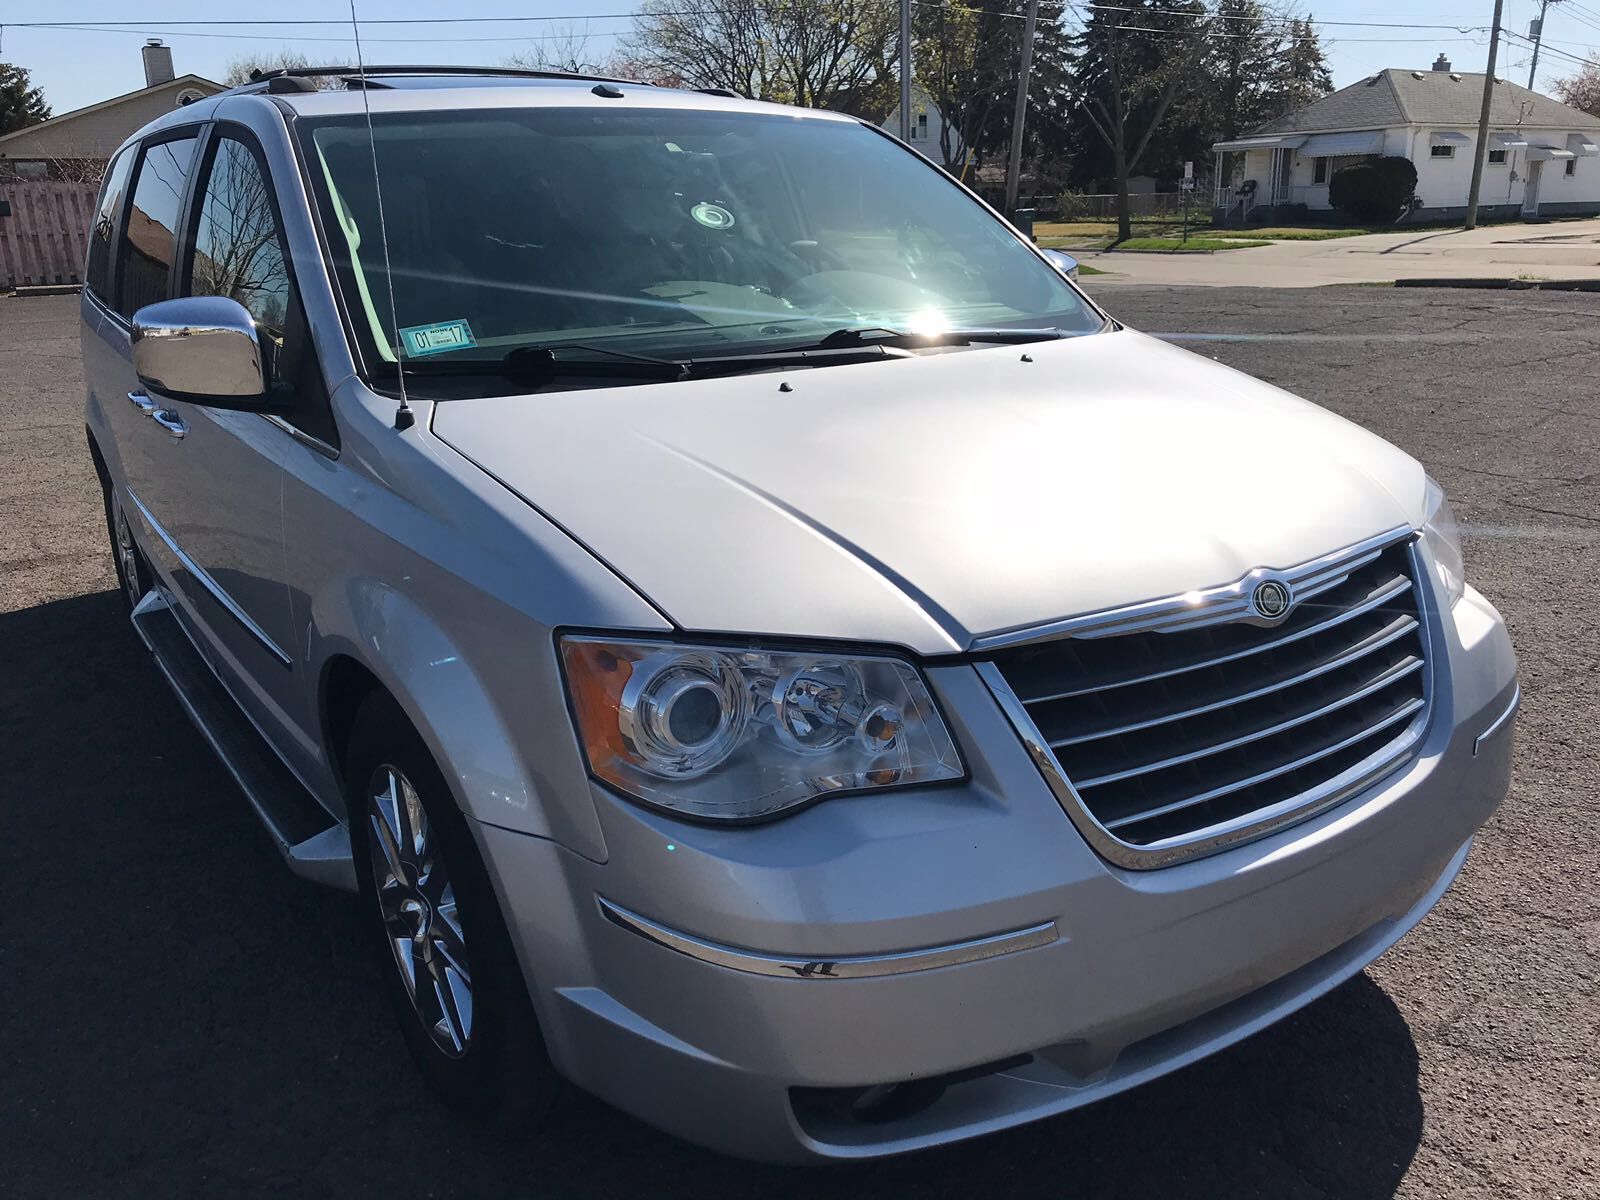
[982,531,1432,867]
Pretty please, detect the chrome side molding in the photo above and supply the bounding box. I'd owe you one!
[597,898,1058,979]
[1473,685,1520,756]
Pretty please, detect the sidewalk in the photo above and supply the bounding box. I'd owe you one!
[1075,217,1600,287]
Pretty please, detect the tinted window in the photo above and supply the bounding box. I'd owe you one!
[190,137,290,340]
[117,135,198,317]
[183,131,338,448]
[85,147,135,301]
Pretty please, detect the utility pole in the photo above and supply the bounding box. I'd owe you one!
[899,0,912,142]
[1004,0,1041,219]
[1464,0,1505,230]
[1526,0,1567,90]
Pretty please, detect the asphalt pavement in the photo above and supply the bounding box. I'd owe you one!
[2,288,1596,1198]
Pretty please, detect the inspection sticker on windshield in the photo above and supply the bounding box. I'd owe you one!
[399,319,477,358]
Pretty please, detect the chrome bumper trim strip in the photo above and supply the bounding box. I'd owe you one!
[597,898,1058,980]
[1473,685,1520,756]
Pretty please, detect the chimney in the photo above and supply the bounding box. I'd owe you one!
[1432,53,1452,73]
[142,39,175,87]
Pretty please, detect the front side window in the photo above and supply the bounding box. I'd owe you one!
[86,147,135,301]
[1430,144,1455,159]
[116,134,199,318]
[1488,148,1507,165]
[189,136,291,341]
[299,107,1100,393]
[182,130,337,447]
[1312,157,1327,184]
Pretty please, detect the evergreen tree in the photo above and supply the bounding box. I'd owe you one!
[1,63,51,137]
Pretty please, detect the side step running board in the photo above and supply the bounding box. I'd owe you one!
[131,590,357,891]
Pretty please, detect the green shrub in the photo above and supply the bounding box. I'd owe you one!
[1328,156,1418,223]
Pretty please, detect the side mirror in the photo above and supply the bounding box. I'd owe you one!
[1040,248,1079,279]
[131,296,272,410]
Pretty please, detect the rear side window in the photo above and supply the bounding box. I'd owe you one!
[85,148,135,302]
[116,134,199,318]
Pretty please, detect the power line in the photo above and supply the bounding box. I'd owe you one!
[2,4,1499,35]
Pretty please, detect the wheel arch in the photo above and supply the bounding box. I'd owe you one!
[308,582,602,858]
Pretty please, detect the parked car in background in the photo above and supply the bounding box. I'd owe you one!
[80,67,1518,1162]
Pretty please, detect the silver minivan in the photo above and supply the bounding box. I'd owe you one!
[81,67,1518,1162]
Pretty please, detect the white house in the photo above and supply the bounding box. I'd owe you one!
[882,85,956,165]
[1211,54,1600,223]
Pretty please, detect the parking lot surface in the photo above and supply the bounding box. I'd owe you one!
[3,288,1596,1198]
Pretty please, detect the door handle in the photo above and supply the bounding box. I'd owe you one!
[149,407,187,439]
[127,391,156,412]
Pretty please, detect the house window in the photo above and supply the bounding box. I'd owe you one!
[1430,144,1455,159]
[918,113,928,139]
[1566,159,1577,177]
[1313,157,1328,184]
[1488,148,1507,165]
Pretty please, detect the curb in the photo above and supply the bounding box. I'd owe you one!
[8,284,83,298]
[1394,277,1600,292]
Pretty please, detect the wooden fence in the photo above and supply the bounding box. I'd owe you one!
[0,182,99,290]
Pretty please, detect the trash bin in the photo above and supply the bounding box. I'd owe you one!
[1011,208,1036,240]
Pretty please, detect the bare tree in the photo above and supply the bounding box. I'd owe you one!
[623,0,898,110]
[223,49,341,89]
[1553,59,1600,115]
[504,26,606,75]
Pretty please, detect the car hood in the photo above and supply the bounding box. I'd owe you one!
[431,329,1426,655]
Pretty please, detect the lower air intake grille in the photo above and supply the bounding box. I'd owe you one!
[985,534,1431,866]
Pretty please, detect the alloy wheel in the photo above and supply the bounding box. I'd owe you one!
[113,499,143,608]
[366,765,475,1058]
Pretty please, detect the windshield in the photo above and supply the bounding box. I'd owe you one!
[298,105,1101,382]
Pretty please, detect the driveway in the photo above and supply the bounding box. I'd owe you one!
[1078,217,1600,286]
[3,289,1598,1198]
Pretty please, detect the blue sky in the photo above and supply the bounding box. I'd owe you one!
[7,0,1600,117]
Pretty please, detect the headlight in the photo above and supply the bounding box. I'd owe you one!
[559,637,964,821]
[1422,477,1466,607]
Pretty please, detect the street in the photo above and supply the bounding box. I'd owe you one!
[1074,218,1600,287]
[3,287,1597,1198]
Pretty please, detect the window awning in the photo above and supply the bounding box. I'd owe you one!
[1430,131,1471,146]
[1569,133,1599,157]
[1297,131,1385,156]
[1211,134,1305,152]
[1490,132,1530,149]
[1527,143,1577,161]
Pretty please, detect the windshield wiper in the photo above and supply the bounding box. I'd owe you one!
[816,326,1068,350]
[396,337,940,392]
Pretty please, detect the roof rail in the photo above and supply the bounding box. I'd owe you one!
[244,64,640,88]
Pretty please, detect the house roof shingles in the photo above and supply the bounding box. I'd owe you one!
[1247,69,1600,136]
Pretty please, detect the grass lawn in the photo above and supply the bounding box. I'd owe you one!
[1073,263,1106,275]
[1206,226,1376,240]
[1034,220,1384,245]
[1114,236,1272,252]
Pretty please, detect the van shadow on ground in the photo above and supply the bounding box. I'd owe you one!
[2,589,1423,1198]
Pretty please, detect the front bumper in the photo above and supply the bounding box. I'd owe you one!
[473,586,1517,1162]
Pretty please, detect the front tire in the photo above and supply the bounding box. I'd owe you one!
[101,482,151,613]
[344,690,560,1125]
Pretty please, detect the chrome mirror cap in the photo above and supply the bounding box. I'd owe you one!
[1039,248,1080,279]
[131,296,267,404]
